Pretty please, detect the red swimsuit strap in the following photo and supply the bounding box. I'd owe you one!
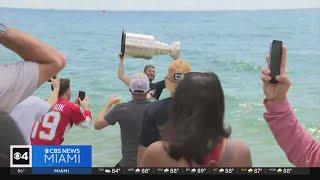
[188,140,224,167]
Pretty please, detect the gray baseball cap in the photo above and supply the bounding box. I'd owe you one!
[130,72,150,93]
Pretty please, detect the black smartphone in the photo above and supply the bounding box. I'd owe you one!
[78,91,86,101]
[269,40,283,83]
[121,30,126,55]
[47,75,56,82]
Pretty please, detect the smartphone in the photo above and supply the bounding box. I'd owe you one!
[269,40,283,83]
[121,30,126,55]
[78,91,86,101]
[47,75,56,82]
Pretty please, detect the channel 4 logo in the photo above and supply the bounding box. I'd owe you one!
[10,145,32,167]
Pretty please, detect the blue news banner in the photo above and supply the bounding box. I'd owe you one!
[10,145,92,174]
[10,145,311,175]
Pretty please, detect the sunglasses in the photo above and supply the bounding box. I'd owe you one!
[173,73,185,81]
[166,72,185,83]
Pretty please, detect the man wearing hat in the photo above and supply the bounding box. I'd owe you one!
[137,59,191,166]
[94,72,152,167]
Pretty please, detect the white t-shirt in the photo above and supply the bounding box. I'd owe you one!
[0,61,39,113]
[10,96,50,144]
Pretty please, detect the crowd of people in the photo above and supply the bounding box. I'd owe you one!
[0,24,319,167]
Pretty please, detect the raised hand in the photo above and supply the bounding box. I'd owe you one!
[261,46,291,102]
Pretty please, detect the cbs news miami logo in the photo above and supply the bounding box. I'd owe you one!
[10,145,92,168]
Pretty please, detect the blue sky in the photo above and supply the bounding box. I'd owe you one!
[1,0,320,10]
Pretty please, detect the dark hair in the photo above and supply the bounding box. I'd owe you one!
[162,72,231,165]
[144,65,155,73]
[51,78,70,97]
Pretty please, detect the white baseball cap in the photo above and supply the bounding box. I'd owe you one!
[130,72,150,94]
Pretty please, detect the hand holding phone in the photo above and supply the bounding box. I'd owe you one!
[78,91,90,110]
[261,42,291,103]
[269,40,283,83]
[121,30,126,55]
[51,76,60,90]
[78,91,86,101]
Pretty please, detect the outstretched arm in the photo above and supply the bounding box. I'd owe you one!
[264,99,320,167]
[0,27,66,87]
[117,53,131,86]
[94,103,112,130]
[46,76,60,109]
[77,97,92,129]
[94,96,121,130]
[261,46,320,167]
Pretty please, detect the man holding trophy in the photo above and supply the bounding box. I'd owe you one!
[117,54,165,100]
[117,31,181,100]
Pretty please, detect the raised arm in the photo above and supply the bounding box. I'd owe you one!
[117,53,131,86]
[0,27,66,87]
[264,99,320,167]
[94,96,121,130]
[76,97,92,129]
[261,46,320,167]
[94,102,112,130]
[46,76,60,109]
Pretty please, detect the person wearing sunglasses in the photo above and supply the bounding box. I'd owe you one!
[137,60,192,166]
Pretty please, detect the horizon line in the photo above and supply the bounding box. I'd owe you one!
[1,6,320,11]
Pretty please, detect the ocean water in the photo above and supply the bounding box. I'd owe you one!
[1,8,320,167]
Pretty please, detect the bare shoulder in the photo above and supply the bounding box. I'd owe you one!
[140,141,188,167]
[143,141,167,159]
[140,141,166,167]
[230,139,250,152]
[222,138,252,167]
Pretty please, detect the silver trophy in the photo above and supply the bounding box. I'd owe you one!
[121,31,180,60]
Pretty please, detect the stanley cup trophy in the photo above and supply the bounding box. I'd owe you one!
[121,30,181,60]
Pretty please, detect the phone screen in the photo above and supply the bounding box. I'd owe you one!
[78,91,86,101]
[269,40,283,83]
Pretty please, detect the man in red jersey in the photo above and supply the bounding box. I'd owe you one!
[30,78,92,145]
